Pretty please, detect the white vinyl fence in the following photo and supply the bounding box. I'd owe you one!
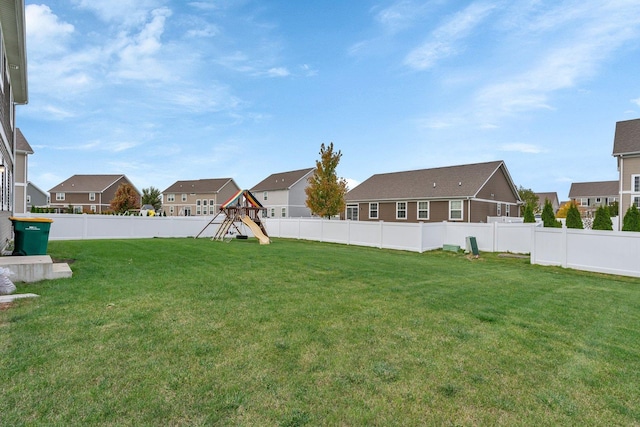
[12,214,640,278]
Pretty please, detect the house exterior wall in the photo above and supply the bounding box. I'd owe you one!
[288,181,312,217]
[163,181,240,216]
[27,183,49,209]
[50,176,138,213]
[14,150,27,213]
[260,189,289,218]
[619,155,640,219]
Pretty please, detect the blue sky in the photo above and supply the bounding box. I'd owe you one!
[18,0,640,200]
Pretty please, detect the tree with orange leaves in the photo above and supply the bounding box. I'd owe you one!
[305,142,348,219]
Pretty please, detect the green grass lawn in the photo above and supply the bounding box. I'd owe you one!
[1,238,639,426]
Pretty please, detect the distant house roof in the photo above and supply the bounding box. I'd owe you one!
[346,160,519,202]
[251,168,315,192]
[16,128,33,154]
[568,181,618,198]
[536,192,559,204]
[163,178,236,194]
[49,175,135,193]
[27,181,48,196]
[612,118,640,156]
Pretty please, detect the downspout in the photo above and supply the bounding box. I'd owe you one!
[619,157,623,231]
[467,197,471,223]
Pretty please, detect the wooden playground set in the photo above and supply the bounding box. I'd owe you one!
[196,190,270,244]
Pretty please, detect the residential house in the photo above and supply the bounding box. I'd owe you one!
[49,175,140,213]
[612,118,640,228]
[0,0,28,245]
[251,168,315,218]
[162,178,240,216]
[535,192,560,213]
[27,181,49,211]
[345,160,521,223]
[14,128,32,213]
[567,181,618,218]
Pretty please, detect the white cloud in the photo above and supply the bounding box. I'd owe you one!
[373,0,433,34]
[25,4,75,56]
[74,0,164,27]
[500,143,544,154]
[632,97,640,107]
[266,67,290,77]
[404,2,496,70]
[474,1,640,121]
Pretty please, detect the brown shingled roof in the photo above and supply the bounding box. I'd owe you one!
[163,178,236,194]
[16,128,33,154]
[346,160,514,201]
[568,181,618,198]
[49,175,130,193]
[251,168,315,192]
[612,118,640,156]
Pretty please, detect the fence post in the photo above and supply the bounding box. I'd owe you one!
[379,220,384,249]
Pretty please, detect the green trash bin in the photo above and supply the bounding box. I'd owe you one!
[9,217,53,256]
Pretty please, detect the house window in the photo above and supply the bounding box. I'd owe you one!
[449,200,463,220]
[417,201,429,220]
[270,208,275,217]
[181,194,187,202]
[281,207,286,217]
[634,197,640,208]
[90,205,96,213]
[74,206,82,214]
[595,197,601,204]
[209,206,215,215]
[505,204,510,217]
[263,192,268,201]
[369,202,378,219]
[580,198,589,207]
[203,199,207,206]
[170,206,174,215]
[347,204,359,220]
[209,199,214,207]
[56,192,65,201]
[89,192,96,201]
[167,194,175,202]
[26,195,31,204]
[632,175,640,192]
[396,202,407,219]
[497,203,502,216]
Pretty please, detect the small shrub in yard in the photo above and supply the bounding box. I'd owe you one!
[541,199,561,228]
[592,205,613,231]
[565,202,583,229]
[622,204,640,231]
[523,204,536,223]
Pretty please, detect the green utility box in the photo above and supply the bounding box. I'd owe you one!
[9,217,53,256]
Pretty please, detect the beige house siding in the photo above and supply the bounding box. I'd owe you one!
[619,155,640,216]
[163,179,241,216]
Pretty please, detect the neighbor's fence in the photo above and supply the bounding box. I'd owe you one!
[12,214,640,278]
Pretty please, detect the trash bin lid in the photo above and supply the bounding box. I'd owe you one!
[9,217,53,223]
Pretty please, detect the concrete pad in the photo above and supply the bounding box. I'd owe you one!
[0,255,72,283]
[0,293,39,303]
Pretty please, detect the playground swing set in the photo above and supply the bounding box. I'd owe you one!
[195,189,270,244]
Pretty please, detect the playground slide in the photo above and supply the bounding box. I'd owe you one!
[241,216,270,245]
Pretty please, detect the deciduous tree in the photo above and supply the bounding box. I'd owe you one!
[142,186,162,211]
[110,183,140,214]
[305,142,348,219]
[518,186,539,216]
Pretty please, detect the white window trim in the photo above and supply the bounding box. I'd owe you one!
[346,204,359,221]
[56,192,65,201]
[497,203,502,217]
[167,194,175,202]
[417,200,429,220]
[281,207,286,217]
[449,200,463,221]
[396,201,407,220]
[505,204,510,217]
[634,196,640,208]
[369,202,378,219]
[632,174,640,193]
[181,194,187,202]
[89,192,96,201]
